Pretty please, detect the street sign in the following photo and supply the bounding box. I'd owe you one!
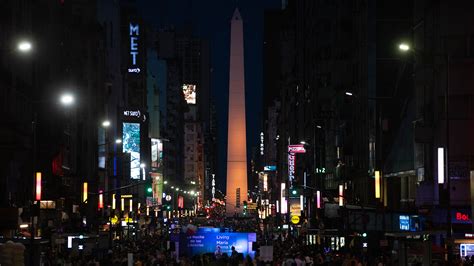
[247,203,257,210]
[291,215,300,224]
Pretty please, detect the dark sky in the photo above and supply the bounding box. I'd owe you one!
[137,0,281,191]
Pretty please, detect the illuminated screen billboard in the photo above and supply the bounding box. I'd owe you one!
[151,138,163,170]
[183,84,196,104]
[178,232,256,258]
[122,122,140,179]
[151,172,163,205]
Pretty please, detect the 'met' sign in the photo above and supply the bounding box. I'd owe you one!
[128,23,140,74]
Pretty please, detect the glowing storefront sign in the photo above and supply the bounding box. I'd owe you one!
[260,132,264,155]
[399,215,410,231]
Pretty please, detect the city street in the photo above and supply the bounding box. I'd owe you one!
[3,0,474,265]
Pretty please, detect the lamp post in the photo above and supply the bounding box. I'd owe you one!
[398,43,452,259]
[30,91,74,263]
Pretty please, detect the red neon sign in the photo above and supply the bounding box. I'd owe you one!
[456,212,470,221]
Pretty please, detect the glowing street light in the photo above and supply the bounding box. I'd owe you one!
[17,41,32,52]
[345,91,353,96]
[398,43,410,52]
[60,93,75,106]
[115,139,122,144]
[102,120,111,127]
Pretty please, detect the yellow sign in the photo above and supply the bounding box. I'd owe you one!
[291,215,300,224]
[290,203,301,216]
[248,203,257,210]
[111,216,119,225]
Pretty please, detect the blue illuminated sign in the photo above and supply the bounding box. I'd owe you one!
[264,166,276,171]
[179,232,256,258]
[399,215,410,231]
[128,23,140,73]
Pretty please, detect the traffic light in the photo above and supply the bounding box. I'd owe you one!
[146,182,152,196]
[291,189,298,196]
[243,201,248,209]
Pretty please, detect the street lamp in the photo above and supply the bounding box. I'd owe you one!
[398,43,410,52]
[60,93,75,106]
[115,139,122,144]
[398,41,453,259]
[102,120,111,127]
[17,41,32,52]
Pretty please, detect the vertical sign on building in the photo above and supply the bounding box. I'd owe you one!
[260,132,264,155]
[128,23,140,73]
[211,174,216,200]
[281,183,287,214]
[288,144,306,187]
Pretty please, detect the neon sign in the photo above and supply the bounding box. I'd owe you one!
[128,23,140,73]
[456,212,471,222]
[288,144,306,186]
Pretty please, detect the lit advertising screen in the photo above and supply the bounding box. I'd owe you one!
[151,172,163,205]
[183,84,196,104]
[122,122,140,179]
[151,138,163,170]
[178,232,256,258]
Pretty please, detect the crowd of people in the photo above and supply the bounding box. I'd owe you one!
[31,217,467,265]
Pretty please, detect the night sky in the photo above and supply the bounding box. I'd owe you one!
[137,0,281,191]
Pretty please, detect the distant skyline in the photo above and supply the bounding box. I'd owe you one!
[137,0,281,191]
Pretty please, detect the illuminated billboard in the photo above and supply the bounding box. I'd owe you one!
[183,84,196,104]
[151,172,163,206]
[178,231,256,258]
[151,138,163,170]
[122,122,141,179]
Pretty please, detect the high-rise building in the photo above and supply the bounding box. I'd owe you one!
[226,9,248,216]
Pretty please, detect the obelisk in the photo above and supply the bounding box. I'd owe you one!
[226,8,248,216]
